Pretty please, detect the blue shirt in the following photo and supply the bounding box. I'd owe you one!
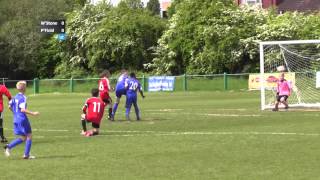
[125,78,142,96]
[9,93,28,123]
[116,74,128,91]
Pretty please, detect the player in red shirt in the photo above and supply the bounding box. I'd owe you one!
[98,70,113,120]
[81,88,106,136]
[0,84,12,143]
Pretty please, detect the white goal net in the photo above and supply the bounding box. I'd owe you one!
[260,40,320,110]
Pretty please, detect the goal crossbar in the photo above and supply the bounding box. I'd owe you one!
[260,40,320,46]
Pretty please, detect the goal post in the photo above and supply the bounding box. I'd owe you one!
[260,40,320,110]
[0,78,8,85]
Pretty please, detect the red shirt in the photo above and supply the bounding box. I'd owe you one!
[98,77,111,100]
[0,85,12,112]
[82,97,105,124]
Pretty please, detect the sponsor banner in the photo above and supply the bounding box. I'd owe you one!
[249,73,295,90]
[316,72,320,88]
[148,76,175,92]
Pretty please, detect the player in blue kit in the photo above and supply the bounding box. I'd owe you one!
[4,81,39,159]
[111,69,128,120]
[125,73,145,121]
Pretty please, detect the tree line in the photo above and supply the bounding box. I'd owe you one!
[1,0,320,79]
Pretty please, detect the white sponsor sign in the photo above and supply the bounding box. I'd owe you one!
[316,72,320,88]
[148,76,175,92]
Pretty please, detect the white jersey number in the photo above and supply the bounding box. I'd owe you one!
[15,99,19,113]
[93,102,101,113]
[99,81,104,91]
[129,82,138,90]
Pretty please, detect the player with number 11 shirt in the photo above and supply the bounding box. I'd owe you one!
[81,88,105,136]
[83,97,105,124]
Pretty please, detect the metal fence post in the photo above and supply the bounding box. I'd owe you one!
[142,75,147,92]
[33,78,39,94]
[224,72,228,90]
[183,74,187,91]
[70,77,74,93]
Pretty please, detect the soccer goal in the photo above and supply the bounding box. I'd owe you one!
[260,40,320,110]
[0,78,8,85]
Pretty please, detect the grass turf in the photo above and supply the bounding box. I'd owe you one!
[0,91,319,180]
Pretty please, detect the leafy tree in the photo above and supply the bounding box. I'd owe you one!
[148,0,243,74]
[0,0,78,79]
[75,0,88,6]
[147,0,160,16]
[167,0,184,17]
[119,0,143,9]
[149,0,320,75]
[3,0,320,79]
[54,2,166,77]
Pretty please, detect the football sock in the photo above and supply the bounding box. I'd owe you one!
[108,108,112,117]
[133,104,140,120]
[81,119,87,132]
[8,138,23,149]
[125,107,131,120]
[0,118,4,138]
[112,103,119,117]
[24,139,32,157]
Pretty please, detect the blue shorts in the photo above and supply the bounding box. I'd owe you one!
[14,120,32,136]
[115,89,126,98]
[126,95,137,108]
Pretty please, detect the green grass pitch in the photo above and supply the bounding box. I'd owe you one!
[1,91,320,180]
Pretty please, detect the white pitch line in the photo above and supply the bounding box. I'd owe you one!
[4,128,70,132]
[4,131,320,139]
[33,129,69,132]
[204,113,261,117]
[5,128,178,134]
[148,112,261,117]
[5,128,319,136]
[145,109,184,112]
[215,108,247,111]
[4,127,320,137]
[148,131,320,136]
[53,131,320,138]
